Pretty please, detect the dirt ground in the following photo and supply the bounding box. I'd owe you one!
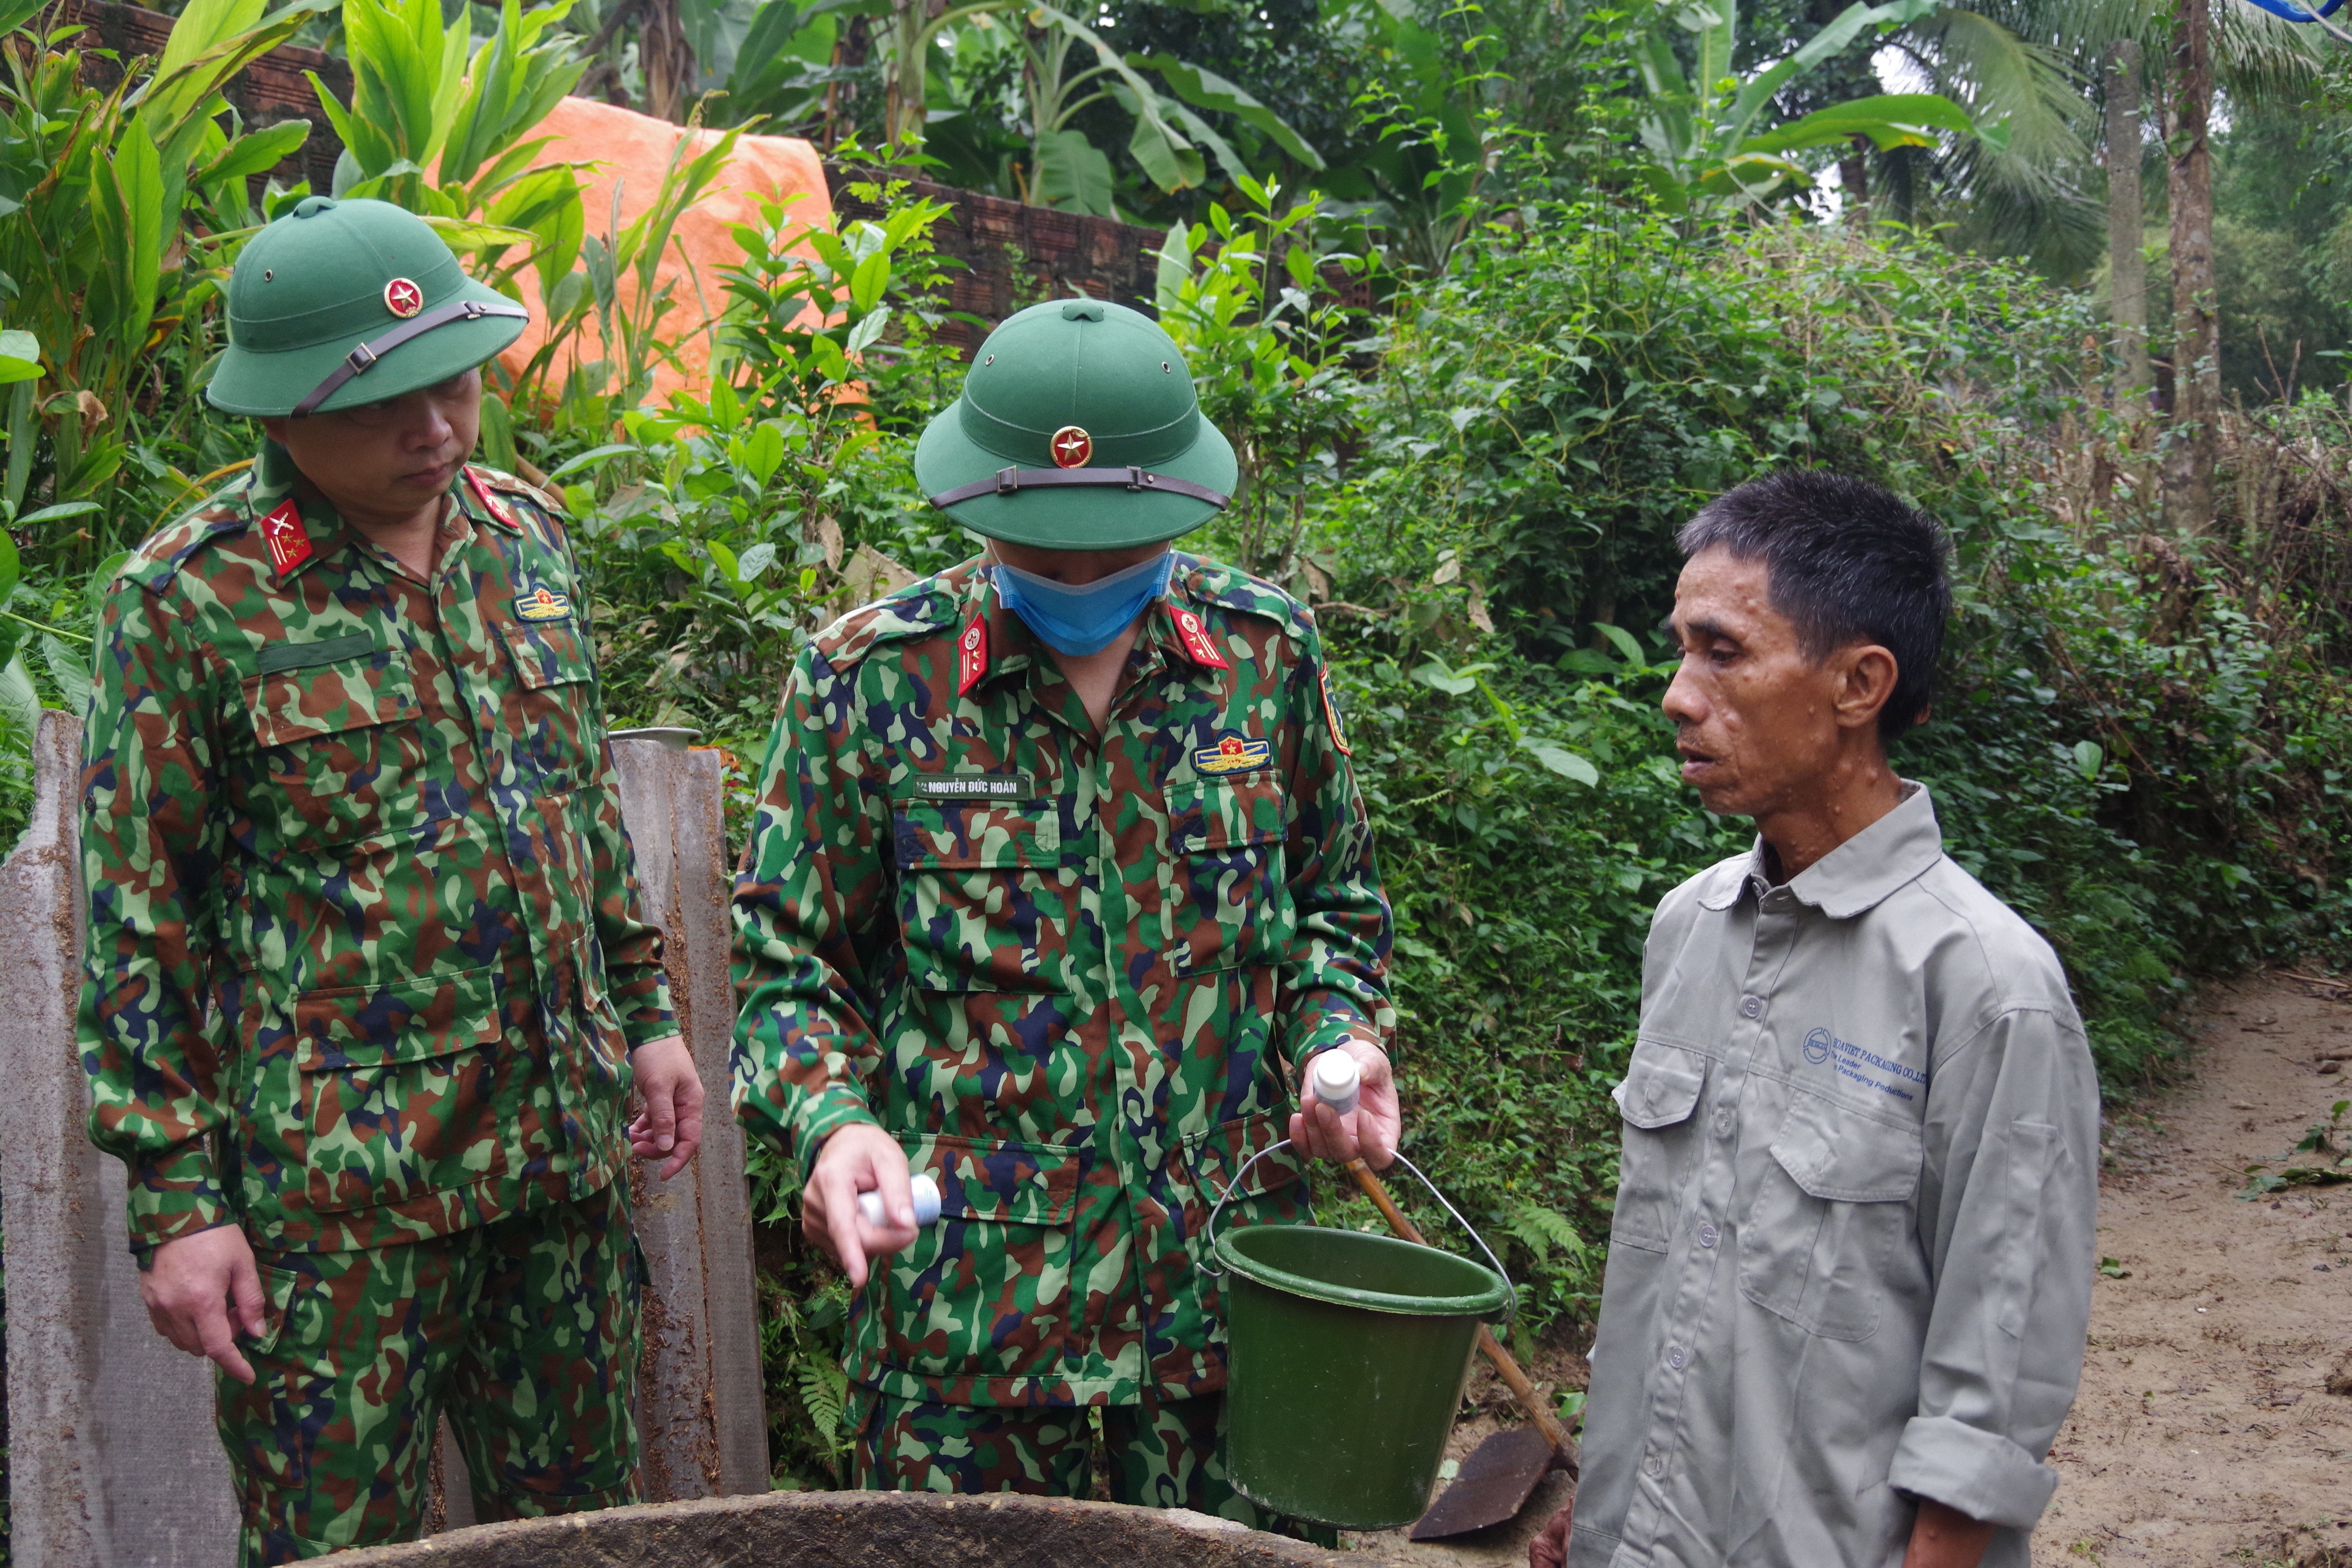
[2034,974,2352,1568]
[1344,972,2352,1567]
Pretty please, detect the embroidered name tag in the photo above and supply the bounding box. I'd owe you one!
[516,586,573,622]
[913,773,1033,801]
[1193,734,1271,776]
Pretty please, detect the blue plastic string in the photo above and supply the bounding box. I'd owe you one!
[2236,0,2344,20]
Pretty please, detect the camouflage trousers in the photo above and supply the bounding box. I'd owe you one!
[217,1187,642,1566]
[846,1388,1335,1543]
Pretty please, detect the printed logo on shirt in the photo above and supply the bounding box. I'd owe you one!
[515,585,573,622]
[1804,1027,1928,1102]
[1193,732,1271,776]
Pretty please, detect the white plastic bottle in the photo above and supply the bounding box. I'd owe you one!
[1310,1049,1361,1118]
[858,1173,943,1231]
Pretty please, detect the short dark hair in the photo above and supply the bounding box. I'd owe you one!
[1677,471,1952,744]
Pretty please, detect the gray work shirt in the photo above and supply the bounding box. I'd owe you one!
[1568,785,2098,1568]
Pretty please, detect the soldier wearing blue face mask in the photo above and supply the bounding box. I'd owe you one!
[730,297,1402,1524]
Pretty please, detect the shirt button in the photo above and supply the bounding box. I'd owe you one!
[1666,1344,1688,1370]
[1697,1223,1720,1249]
[1713,1108,1735,1135]
[1644,1454,1666,1479]
[1740,995,1763,1019]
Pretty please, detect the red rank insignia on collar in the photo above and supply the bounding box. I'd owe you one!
[257,499,311,576]
[466,467,518,527]
[1171,604,1229,671]
[956,612,989,696]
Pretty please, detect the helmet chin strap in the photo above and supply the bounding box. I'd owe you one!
[291,297,530,417]
[928,465,1229,511]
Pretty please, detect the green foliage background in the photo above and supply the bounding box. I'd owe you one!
[3,0,2351,1499]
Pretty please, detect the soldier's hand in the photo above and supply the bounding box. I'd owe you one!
[628,1035,706,1180]
[1289,1035,1400,1170]
[806,1123,917,1290]
[141,1225,265,1385]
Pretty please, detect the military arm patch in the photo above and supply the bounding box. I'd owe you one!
[1320,664,1352,756]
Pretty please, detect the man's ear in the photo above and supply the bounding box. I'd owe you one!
[258,414,289,444]
[1832,643,1900,733]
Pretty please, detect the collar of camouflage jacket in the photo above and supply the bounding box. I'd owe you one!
[952,552,1230,694]
[1697,781,1944,919]
[240,441,521,582]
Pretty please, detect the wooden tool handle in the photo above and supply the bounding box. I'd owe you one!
[1347,1157,1571,1455]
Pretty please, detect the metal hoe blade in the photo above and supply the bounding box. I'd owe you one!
[1409,1424,1563,1541]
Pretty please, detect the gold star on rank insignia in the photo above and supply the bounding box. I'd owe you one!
[383,277,424,319]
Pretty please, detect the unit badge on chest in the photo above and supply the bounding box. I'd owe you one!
[515,585,573,622]
[1194,731,1271,776]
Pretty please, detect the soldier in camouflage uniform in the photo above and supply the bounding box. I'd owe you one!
[731,298,1400,1521]
[77,196,705,1564]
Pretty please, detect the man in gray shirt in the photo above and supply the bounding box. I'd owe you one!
[1532,472,2098,1568]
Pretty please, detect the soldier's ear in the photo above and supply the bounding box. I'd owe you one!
[259,414,291,444]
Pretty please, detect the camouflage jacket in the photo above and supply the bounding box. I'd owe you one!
[79,441,673,1256]
[731,555,1396,1407]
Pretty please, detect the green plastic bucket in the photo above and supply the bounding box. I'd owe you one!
[1208,1151,1513,1531]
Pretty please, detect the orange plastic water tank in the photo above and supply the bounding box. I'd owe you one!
[493,96,836,404]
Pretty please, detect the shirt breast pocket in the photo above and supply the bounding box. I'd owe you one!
[1164,777,1287,977]
[497,619,596,791]
[241,646,429,851]
[1611,1041,1709,1253]
[1737,1088,1922,1341]
[881,1134,1080,1382]
[893,800,1074,993]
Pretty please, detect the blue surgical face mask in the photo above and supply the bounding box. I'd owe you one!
[991,551,1174,656]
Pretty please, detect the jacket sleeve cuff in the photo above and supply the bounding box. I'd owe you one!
[1888,1415,2059,1530]
[125,1145,232,1252]
[1289,995,1388,1069]
[621,1002,679,1051]
[792,1088,884,1174]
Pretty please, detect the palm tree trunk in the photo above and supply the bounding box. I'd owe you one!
[2104,40,2150,427]
[1838,136,1870,218]
[2162,0,2218,537]
[640,0,697,122]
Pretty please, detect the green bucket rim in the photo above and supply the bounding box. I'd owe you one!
[1213,1225,1513,1320]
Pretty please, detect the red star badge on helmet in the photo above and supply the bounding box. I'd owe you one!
[383,277,424,319]
[1049,426,1092,469]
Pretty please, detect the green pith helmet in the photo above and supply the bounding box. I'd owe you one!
[207,196,529,419]
[914,298,1237,549]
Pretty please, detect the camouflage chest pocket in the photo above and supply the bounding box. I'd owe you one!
[1164,777,1288,977]
[290,963,510,1215]
[882,1135,1081,1382]
[497,618,597,791]
[892,796,1075,993]
[240,637,429,851]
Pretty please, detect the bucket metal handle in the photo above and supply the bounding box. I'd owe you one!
[1200,1140,1519,1320]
